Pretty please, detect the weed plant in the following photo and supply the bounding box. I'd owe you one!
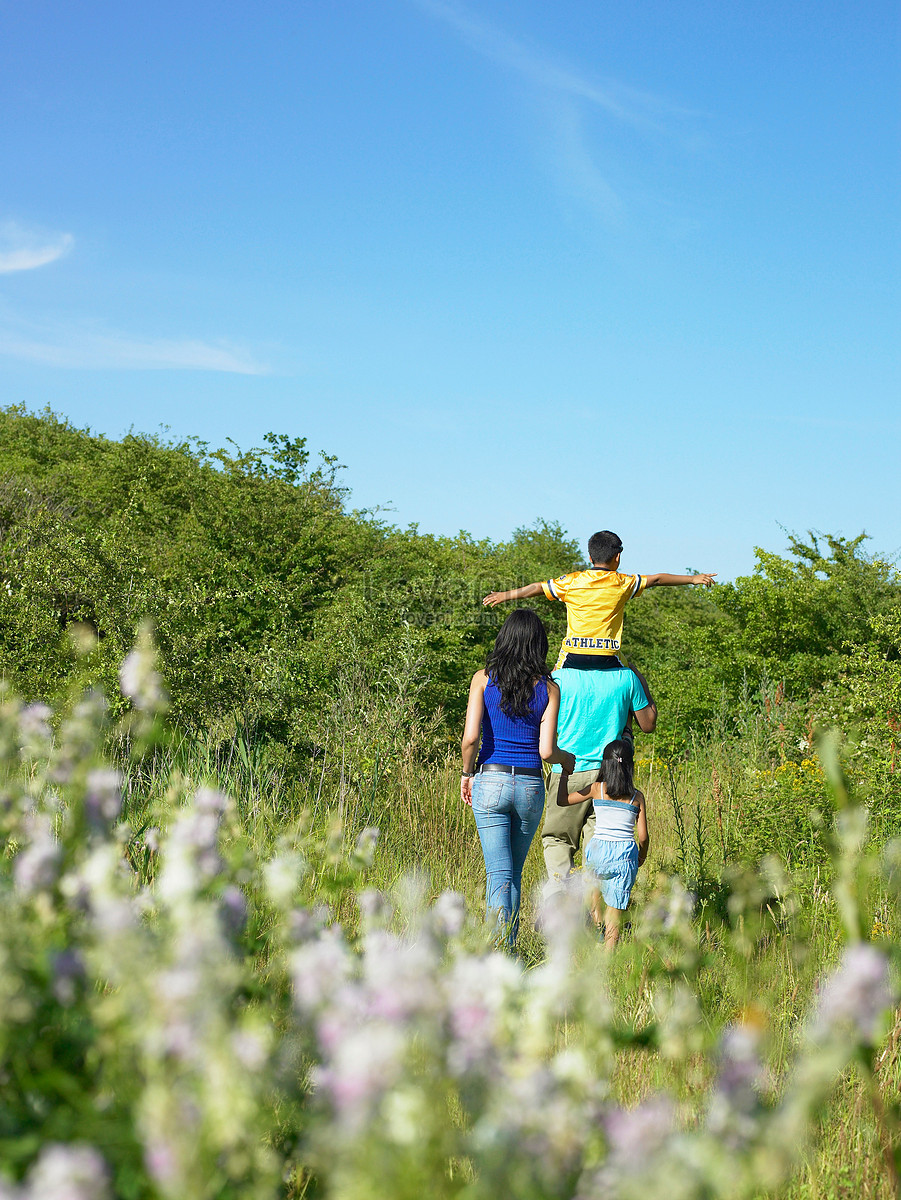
[0,638,899,1199]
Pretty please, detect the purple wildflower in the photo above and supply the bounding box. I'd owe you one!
[444,953,521,1076]
[604,1096,675,1170]
[813,943,895,1044]
[19,702,52,742]
[287,905,328,944]
[13,819,62,893]
[220,885,248,936]
[361,930,437,1022]
[84,769,123,825]
[313,1023,406,1134]
[706,1024,766,1144]
[193,786,228,815]
[144,1137,179,1190]
[52,949,86,1006]
[291,927,352,1012]
[357,888,390,928]
[232,1028,269,1071]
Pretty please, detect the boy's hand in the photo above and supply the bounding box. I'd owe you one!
[692,573,717,587]
[558,750,576,774]
[482,591,509,607]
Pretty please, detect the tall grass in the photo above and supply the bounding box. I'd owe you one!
[108,694,901,1199]
[6,637,891,1198]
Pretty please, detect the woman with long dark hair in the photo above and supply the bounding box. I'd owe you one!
[461,609,575,945]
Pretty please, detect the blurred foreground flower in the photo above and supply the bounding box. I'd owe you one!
[119,622,166,712]
[812,943,896,1045]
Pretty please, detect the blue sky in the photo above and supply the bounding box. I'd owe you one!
[1,0,898,579]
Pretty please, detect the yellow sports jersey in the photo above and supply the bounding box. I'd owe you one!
[542,569,647,667]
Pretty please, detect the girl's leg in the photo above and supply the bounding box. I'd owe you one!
[589,888,604,929]
[603,905,626,950]
[471,774,516,935]
[507,776,546,943]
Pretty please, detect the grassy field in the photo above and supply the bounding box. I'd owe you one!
[2,661,899,1199]
[117,719,901,1199]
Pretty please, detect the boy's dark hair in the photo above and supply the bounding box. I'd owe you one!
[485,608,549,718]
[588,530,623,565]
[601,738,634,799]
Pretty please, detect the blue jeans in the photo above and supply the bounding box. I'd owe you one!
[471,771,545,944]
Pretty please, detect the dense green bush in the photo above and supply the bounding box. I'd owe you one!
[1,405,899,778]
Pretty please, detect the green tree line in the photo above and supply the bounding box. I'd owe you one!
[1,405,898,773]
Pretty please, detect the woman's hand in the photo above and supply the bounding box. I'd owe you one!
[461,775,473,806]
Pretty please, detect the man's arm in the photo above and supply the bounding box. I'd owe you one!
[538,681,577,773]
[482,581,545,607]
[644,572,716,588]
[628,663,658,733]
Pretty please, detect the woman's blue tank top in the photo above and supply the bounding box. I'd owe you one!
[476,676,549,769]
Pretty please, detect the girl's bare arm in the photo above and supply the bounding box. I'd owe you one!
[635,791,649,865]
[556,778,594,806]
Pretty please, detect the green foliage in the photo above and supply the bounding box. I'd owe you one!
[0,407,582,749]
[705,532,900,699]
[1,404,899,783]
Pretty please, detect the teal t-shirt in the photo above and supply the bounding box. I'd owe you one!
[549,668,650,773]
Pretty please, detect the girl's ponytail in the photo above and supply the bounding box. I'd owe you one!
[601,739,634,799]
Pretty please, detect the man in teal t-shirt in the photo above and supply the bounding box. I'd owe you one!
[542,664,657,896]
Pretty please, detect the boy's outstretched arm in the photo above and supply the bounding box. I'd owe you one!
[482,581,544,606]
[644,572,716,588]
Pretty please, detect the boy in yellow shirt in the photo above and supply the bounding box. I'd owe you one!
[482,529,715,895]
[482,530,715,669]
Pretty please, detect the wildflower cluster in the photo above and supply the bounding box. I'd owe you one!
[0,649,898,1199]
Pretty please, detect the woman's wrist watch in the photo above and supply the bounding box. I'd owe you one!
[461,771,475,778]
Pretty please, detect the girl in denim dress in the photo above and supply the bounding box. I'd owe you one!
[460,609,575,946]
[558,738,649,950]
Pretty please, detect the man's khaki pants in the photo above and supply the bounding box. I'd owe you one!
[541,768,603,897]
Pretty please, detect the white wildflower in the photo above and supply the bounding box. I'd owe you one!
[119,631,165,712]
[25,1143,110,1200]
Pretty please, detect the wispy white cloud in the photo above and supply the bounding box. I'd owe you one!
[412,0,696,132]
[409,0,702,222]
[0,222,74,274]
[548,101,622,221]
[0,312,268,374]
